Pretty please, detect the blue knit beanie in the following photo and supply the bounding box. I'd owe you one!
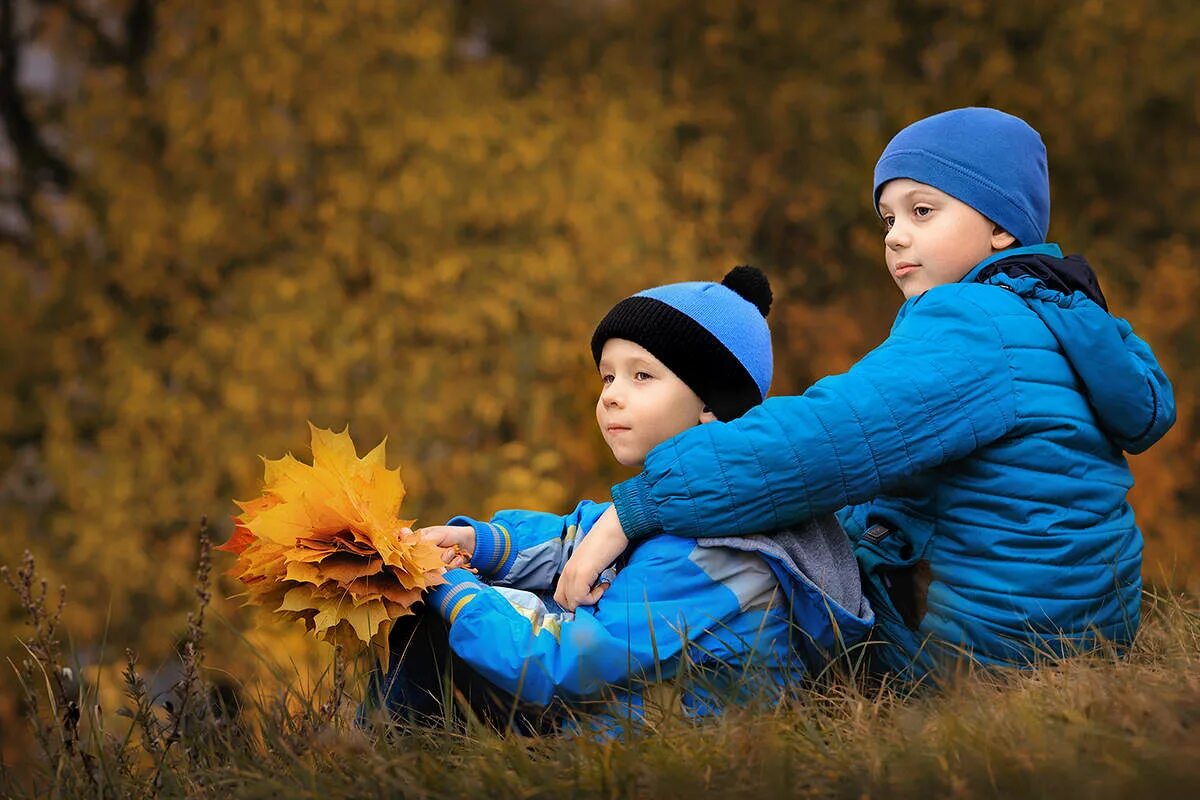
[591,266,773,421]
[873,107,1050,246]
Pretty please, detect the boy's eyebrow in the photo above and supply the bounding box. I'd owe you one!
[597,354,659,371]
[882,186,942,209]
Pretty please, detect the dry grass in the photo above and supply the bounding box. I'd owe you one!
[3,526,1199,799]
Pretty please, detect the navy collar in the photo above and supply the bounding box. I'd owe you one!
[961,243,1064,284]
[964,243,1109,311]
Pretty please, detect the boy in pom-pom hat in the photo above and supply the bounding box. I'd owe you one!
[363,266,872,733]
[555,107,1176,681]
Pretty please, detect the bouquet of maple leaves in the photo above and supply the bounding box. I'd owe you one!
[218,424,447,663]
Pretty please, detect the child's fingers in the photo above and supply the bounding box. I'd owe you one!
[418,526,449,544]
[418,525,476,557]
[581,582,610,607]
[554,569,589,610]
[555,509,629,609]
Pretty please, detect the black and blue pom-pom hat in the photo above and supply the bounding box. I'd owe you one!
[590,266,774,422]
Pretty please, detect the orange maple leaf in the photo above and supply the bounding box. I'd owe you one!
[220,423,447,663]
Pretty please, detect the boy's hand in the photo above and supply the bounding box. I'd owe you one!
[418,525,476,569]
[554,505,630,610]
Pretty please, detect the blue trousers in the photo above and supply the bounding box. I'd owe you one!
[359,606,563,735]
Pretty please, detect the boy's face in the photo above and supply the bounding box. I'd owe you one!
[878,179,1016,298]
[596,338,715,467]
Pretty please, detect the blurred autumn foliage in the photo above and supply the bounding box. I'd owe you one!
[0,0,1197,760]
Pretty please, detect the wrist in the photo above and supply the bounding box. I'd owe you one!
[427,568,484,624]
[448,516,516,579]
[611,473,661,541]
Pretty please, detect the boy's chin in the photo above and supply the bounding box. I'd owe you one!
[609,447,648,468]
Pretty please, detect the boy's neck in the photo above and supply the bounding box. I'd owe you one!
[961,243,1063,284]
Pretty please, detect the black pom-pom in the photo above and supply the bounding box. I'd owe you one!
[721,265,772,317]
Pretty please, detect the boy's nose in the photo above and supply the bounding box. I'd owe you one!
[885,221,909,249]
[601,384,624,407]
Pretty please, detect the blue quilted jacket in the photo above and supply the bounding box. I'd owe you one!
[422,500,872,727]
[611,244,1175,676]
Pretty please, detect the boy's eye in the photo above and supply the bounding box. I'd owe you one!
[601,374,614,385]
[914,205,933,218]
[634,371,652,381]
[882,215,895,230]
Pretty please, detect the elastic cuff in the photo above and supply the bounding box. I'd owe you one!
[427,568,483,624]
[448,516,516,579]
[611,473,662,541]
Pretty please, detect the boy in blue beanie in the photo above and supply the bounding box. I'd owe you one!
[362,267,872,732]
[555,107,1176,681]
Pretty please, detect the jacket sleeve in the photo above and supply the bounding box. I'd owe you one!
[426,540,751,707]
[612,286,1020,539]
[1106,318,1176,454]
[447,500,611,590]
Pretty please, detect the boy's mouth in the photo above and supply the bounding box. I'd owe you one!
[605,425,631,435]
[893,261,920,277]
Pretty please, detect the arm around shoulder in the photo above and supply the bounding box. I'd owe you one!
[613,286,1020,539]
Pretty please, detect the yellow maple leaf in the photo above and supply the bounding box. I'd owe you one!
[218,423,447,662]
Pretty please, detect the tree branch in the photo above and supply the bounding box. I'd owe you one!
[37,0,124,63]
[0,0,74,190]
[34,1,156,84]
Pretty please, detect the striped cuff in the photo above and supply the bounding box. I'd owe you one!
[427,568,484,624]
[448,516,516,579]
[611,473,662,541]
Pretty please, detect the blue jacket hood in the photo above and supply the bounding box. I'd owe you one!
[965,245,1175,454]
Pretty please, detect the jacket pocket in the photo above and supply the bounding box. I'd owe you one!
[855,520,934,633]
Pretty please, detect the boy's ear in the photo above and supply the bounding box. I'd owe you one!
[991,225,1017,251]
[699,406,718,424]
